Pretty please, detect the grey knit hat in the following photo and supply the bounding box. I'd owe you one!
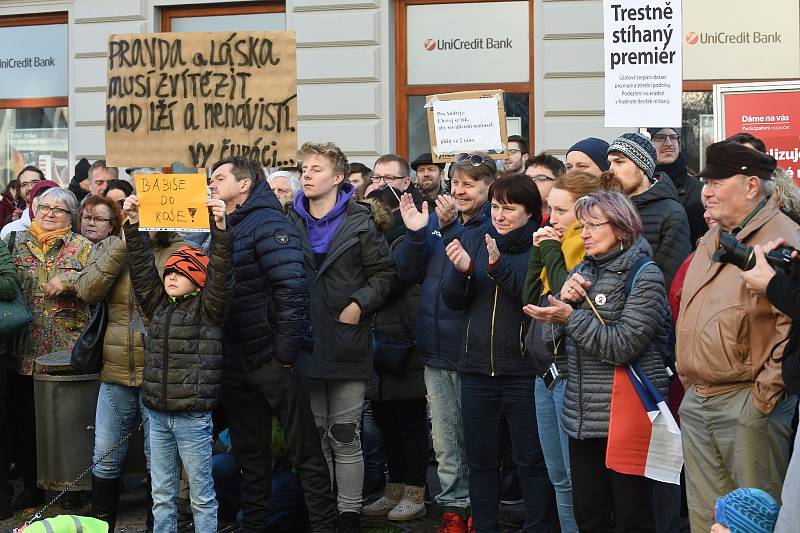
[608,133,657,179]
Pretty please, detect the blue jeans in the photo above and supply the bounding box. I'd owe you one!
[461,374,555,533]
[92,382,150,479]
[148,409,217,533]
[425,366,469,507]
[534,378,578,533]
[361,400,386,484]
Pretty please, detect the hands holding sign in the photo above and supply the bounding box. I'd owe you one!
[125,195,226,231]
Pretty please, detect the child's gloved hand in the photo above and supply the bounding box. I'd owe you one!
[206,199,227,230]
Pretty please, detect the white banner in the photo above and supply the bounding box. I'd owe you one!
[0,24,68,99]
[603,0,682,127]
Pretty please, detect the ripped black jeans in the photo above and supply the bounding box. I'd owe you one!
[308,379,366,513]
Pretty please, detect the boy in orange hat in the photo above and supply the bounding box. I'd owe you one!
[122,195,233,533]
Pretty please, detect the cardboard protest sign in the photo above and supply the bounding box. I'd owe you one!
[603,0,682,127]
[425,90,508,163]
[134,173,210,232]
[105,32,297,168]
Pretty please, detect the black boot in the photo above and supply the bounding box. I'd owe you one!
[145,474,154,533]
[91,475,121,532]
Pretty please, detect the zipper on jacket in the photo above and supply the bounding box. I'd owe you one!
[465,317,471,355]
[162,304,177,411]
[489,286,499,376]
[577,355,583,440]
[519,322,524,358]
[128,286,135,386]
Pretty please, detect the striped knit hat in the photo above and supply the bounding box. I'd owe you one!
[714,488,779,533]
[164,246,208,289]
[608,132,657,179]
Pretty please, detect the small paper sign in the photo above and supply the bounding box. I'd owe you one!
[425,89,508,163]
[133,173,209,232]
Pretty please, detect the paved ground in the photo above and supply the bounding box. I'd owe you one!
[0,468,525,532]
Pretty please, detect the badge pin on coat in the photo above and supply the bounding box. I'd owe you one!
[595,294,606,306]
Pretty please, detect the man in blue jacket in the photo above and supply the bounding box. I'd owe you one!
[395,155,495,517]
[209,156,337,533]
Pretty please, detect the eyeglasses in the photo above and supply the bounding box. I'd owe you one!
[651,134,679,143]
[81,214,111,224]
[507,149,522,156]
[455,153,488,167]
[576,221,610,233]
[530,174,555,182]
[38,204,71,217]
[371,175,407,183]
[19,179,41,188]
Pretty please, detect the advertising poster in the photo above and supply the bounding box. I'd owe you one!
[603,0,683,127]
[6,128,69,186]
[721,89,800,184]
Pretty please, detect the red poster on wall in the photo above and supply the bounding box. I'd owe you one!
[723,90,800,186]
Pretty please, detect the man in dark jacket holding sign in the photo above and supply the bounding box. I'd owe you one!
[209,156,337,533]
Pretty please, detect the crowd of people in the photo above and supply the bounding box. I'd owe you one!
[0,126,799,533]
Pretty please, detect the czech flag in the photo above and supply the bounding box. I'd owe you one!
[606,363,683,485]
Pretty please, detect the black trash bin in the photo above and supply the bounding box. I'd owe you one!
[33,351,99,491]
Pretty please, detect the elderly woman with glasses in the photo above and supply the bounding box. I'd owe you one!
[524,191,671,533]
[4,186,92,508]
[78,195,122,245]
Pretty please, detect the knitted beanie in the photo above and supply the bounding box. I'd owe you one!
[566,137,610,172]
[608,132,657,179]
[714,488,779,533]
[164,246,209,289]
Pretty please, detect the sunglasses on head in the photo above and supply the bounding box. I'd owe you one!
[455,153,489,167]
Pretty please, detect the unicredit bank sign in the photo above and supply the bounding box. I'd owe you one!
[0,24,68,99]
[683,0,799,79]
[407,2,529,85]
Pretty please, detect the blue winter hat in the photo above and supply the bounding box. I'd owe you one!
[567,137,610,172]
[714,488,779,533]
[608,132,657,179]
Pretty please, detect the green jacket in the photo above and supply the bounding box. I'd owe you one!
[0,234,20,301]
[76,234,184,387]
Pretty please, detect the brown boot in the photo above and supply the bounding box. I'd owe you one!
[361,482,403,517]
[387,485,426,521]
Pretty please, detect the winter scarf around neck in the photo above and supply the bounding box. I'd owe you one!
[28,220,71,254]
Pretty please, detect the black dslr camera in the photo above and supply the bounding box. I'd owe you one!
[713,231,797,273]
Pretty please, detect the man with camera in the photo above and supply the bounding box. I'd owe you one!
[740,240,800,533]
[675,140,800,531]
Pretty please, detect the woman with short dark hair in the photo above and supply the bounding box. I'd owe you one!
[442,173,552,531]
[78,195,121,245]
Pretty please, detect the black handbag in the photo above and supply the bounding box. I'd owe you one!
[371,329,414,376]
[70,301,108,374]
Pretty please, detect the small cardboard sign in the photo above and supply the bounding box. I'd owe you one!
[134,173,209,232]
[425,90,508,163]
[105,31,297,168]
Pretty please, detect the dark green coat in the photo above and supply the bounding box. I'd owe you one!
[287,201,396,380]
[125,221,233,412]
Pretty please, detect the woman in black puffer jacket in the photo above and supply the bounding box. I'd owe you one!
[525,191,670,533]
[442,173,554,532]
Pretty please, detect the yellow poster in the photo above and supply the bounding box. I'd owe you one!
[134,173,209,232]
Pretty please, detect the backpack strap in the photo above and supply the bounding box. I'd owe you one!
[624,256,655,297]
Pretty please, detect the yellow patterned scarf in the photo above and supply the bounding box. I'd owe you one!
[28,220,71,255]
[540,222,586,295]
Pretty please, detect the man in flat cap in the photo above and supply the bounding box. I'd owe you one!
[410,153,445,203]
[676,140,800,531]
